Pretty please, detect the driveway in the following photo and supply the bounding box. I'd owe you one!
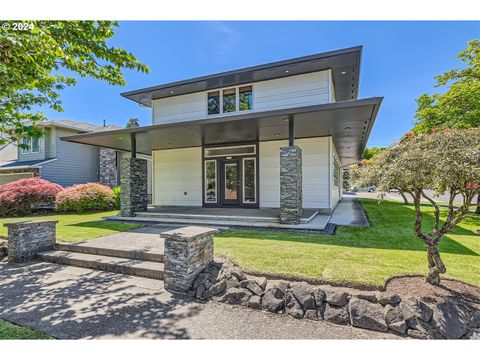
[0,261,400,339]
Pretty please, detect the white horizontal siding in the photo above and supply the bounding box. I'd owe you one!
[253,71,330,112]
[259,137,330,209]
[296,137,330,209]
[259,140,287,208]
[151,70,330,125]
[152,147,202,206]
[152,92,206,125]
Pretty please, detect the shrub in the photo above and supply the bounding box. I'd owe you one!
[0,177,63,217]
[55,183,116,213]
[112,186,121,210]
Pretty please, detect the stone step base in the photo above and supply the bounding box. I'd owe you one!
[55,243,164,263]
[38,251,164,280]
[135,212,282,223]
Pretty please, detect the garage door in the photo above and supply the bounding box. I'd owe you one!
[0,173,34,185]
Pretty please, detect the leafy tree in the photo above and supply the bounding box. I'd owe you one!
[413,39,480,212]
[353,129,480,285]
[362,146,386,161]
[126,117,140,128]
[0,21,149,146]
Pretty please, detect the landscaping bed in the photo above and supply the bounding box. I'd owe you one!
[190,258,480,339]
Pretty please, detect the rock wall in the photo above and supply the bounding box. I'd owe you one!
[191,260,479,339]
[4,220,57,262]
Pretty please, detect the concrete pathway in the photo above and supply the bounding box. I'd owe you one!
[329,193,369,227]
[0,261,400,339]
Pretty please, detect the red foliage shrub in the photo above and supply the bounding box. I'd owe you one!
[0,177,64,217]
[55,183,116,213]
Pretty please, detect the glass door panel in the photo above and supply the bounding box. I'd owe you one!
[222,161,239,205]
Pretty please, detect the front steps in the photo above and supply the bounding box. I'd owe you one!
[38,243,164,280]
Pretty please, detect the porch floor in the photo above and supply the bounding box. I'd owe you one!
[144,206,318,222]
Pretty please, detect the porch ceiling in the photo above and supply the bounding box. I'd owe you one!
[61,97,382,166]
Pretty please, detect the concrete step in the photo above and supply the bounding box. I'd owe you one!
[135,211,281,223]
[38,251,164,280]
[55,243,164,263]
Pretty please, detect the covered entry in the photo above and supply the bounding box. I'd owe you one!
[203,143,258,208]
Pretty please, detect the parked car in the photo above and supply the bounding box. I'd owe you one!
[367,185,376,192]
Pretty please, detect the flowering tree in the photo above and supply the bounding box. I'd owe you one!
[353,128,480,285]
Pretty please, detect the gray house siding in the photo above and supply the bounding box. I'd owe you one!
[41,128,99,186]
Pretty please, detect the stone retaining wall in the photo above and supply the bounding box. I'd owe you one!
[191,260,480,339]
[4,220,58,262]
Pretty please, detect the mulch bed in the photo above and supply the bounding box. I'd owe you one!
[385,275,480,319]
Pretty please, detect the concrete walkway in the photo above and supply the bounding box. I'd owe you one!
[329,193,369,227]
[0,261,399,339]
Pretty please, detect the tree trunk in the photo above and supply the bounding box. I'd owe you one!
[426,245,446,285]
[475,195,480,214]
[399,191,409,205]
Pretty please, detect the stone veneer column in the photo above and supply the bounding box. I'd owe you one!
[99,148,117,188]
[280,146,303,224]
[163,226,217,293]
[120,157,148,217]
[4,220,58,262]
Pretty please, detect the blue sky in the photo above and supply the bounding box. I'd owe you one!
[43,21,479,147]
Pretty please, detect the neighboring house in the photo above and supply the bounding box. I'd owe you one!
[0,120,152,194]
[0,134,17,167]
[63,46,382,223]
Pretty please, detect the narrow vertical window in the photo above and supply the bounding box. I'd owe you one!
[222,88,236,113]
[207,91,220,115]
[239,85,253,111]
[243,158,256,203]
[31,137,40,153]
[205,160,217,203]
[21,137,31,154]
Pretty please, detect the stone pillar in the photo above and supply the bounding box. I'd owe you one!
[120,158,148,217]
[163,226,217,293]
[4,220,58,262]
[280,146,303,224]
[99,148,117,188]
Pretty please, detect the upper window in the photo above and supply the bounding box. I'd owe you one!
[21,137,31,154]
[21,137,40,154]
[31,137,40,153]
[207,85,253,116]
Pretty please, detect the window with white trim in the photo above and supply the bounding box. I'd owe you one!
[21,137,31,154]
[31,137,40,153]
[207,85,253,115]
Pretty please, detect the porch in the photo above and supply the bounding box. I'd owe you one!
[107,206,333,231]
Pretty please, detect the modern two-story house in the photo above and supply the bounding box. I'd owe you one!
[63,46,382,226]
[0,120,152,195]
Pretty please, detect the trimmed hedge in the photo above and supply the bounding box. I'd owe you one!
[0,178,63,217]
[55,183,116,213]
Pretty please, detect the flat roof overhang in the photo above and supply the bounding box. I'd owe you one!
[122,46,362,107]
[62,97,382,166]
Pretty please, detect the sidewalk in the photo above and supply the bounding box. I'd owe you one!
[0,261,399,339]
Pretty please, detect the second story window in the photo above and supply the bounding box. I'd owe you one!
[21,137,41,154]
[207,85,253,116]
[21,137,31,154]
[31,137,40,153]
[223,88,236,113]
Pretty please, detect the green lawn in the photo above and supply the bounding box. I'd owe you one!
[0,319,52,339]
[215,199,480,287]
[0,211,141,243]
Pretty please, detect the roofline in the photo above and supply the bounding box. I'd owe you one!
[61,97,382,143]
[120,46,363,99]
[0,158,57,170]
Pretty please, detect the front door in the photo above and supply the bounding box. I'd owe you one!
[221,160,240,206]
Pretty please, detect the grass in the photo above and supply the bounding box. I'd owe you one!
[215,199,480,287]
[0,319,52,339]
[0,211,142,243]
